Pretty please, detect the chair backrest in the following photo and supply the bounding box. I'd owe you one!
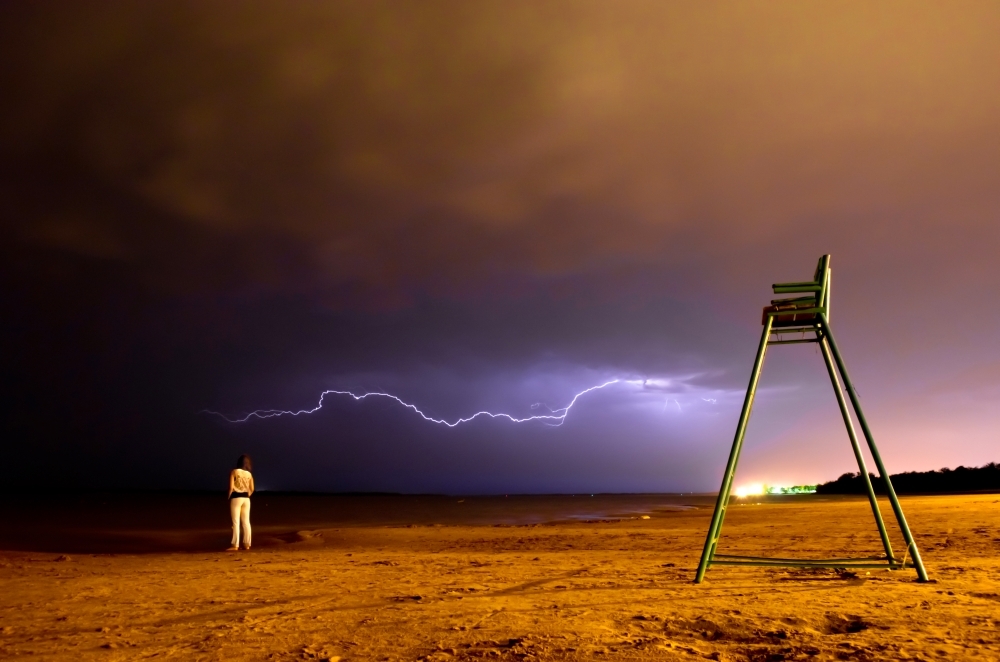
[771,254,831,316]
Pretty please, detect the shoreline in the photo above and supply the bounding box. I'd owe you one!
[0,491,981,555]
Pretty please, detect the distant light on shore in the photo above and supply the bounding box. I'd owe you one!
[734,483,765,498]
[766,484,817,495]
[734,483,817,498]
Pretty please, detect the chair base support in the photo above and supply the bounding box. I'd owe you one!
[709,554,907,570]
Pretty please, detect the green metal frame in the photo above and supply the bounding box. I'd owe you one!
[694,255,928,583]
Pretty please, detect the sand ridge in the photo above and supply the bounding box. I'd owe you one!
[1,494,998,660]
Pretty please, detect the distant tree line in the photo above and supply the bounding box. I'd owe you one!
[816,462,1000,494]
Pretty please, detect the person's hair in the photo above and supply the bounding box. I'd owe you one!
[236,454,252,471]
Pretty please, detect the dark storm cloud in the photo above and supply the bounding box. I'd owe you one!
[8,2,1000,298]
[3,2,1000,491]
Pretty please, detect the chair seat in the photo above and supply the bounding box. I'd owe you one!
[762,302,819,327]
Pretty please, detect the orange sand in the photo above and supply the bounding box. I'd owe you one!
[2,494,998,661]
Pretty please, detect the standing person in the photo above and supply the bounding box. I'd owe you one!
[227,455,255,551]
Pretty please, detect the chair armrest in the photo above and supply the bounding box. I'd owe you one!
[770,295,816,305]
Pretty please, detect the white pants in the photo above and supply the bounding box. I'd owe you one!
[230,497,251,547]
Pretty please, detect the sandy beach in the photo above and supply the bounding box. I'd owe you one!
[1,493,998,661]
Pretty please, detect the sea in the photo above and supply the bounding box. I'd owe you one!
[0,491,718,554]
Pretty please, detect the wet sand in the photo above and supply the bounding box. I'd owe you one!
[1,493,998,661]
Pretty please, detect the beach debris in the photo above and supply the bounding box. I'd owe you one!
[823,613,870,635]
[297,644,339,660]
[389,594,423,602]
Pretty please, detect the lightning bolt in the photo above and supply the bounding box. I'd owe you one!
[203,379,625,427]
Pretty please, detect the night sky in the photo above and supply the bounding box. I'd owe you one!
[3,2,999,493]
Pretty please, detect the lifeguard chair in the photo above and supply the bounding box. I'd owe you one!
[694,255,929,583]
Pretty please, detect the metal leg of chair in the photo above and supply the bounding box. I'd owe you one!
[819,314,929,582]
[819,333,895,562]
[695,316,773,583]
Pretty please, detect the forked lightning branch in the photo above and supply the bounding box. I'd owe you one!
[204,379,644,427]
